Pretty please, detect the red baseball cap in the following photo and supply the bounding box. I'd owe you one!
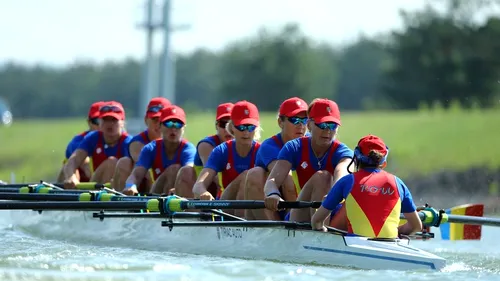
[216,103,234,121]
[279,97,308,117]
[357,135,388,156]
[99,101,125,120]
[160,105,186,124]
[146,97,171,118]
[88,101,104,119]
[308,99,341,125]
[231,100,259,126]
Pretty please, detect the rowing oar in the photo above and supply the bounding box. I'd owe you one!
[0,197,321,213]
[401,208,500,227]
[0,182,110,190]
[0,185,156,196]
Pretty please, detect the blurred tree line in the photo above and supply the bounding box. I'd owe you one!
[1,0,500,118]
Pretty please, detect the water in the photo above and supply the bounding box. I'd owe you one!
[1,211,499,281]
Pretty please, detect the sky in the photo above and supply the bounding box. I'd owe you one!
[0,0,432,66]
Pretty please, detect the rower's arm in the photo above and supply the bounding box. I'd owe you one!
[63,149,88,179]
[399,211,423,235]
[197,142,214,166]
[192,168,217,197]
[125,166,147,187]
[264,160,292,196]
[311,206,331,230]
[128,141,145,163]
[332,157,351,186]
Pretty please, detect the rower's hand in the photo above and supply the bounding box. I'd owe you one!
[63,174,79,189]
[264,194,283,211]
[313,226,328,232]
[123,183,139,196]
[199,191,214,201]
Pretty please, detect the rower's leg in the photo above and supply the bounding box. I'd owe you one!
[244,167,267,220]
[174,166,196,198]
[289,171,332,223]
[111,157,133,191]
[56,166,65,182]
[80,157,92,180]
[219,170,248,217]
[150,164,181,195]
[90,157,118,184]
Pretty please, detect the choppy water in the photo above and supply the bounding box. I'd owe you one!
[1,211,499,281]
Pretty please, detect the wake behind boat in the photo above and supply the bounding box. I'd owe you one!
[7,209,446,271]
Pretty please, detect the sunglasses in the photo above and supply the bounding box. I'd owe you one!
[162,120,184,129]
[235,124,256,132]
[89,118,99,125]
[217,120,229,129]
[315,122,338,131]
[100,105,123,113]
[286,116,308,125]
[147,105,163,113]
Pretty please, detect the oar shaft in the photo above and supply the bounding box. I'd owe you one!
[176,200,320,210]
[446,214,500,227]
[0,201,146,210]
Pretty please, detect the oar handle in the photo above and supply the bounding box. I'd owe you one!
[75,182,111,190]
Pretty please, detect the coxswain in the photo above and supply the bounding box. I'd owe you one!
[311,134,423,238]
[111,97,171,192]
[263,98,353,222]
[57,100,104,183]
[245,97,308,220]
[122,105,196,195]
[192,100,261,217]
[63,101,132,188]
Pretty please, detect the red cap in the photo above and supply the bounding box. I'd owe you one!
[216,103,234,121]
[231,100,259,126]
[88,101,104,119]
[146,97,171,118]
[160,105,186,124]
[357,135,388,156]
[308,99,341,125]
[99,101,125,120]
[279,97,308,117]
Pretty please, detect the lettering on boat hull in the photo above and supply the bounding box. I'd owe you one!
[216,227,247,240]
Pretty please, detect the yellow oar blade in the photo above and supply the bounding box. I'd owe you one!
[440,203,484,240]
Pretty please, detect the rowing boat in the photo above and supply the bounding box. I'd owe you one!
[6,209,446,271]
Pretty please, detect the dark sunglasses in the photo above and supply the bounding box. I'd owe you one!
[235,124,256,132]
[89,118,99,125]
[162,120,184,129]
[100,105,123,113]
[315,122,338,131]
[286,116,308,125]
[217,120,229,129]
[147,105,163,113]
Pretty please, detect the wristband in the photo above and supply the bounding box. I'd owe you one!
[266,192,282,197]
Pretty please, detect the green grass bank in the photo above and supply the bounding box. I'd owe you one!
[0,109,498,183]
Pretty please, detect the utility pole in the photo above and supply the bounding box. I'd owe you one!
[158,0,191,104]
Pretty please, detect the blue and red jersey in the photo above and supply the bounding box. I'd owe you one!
[194,135,222,167]
[322,168,417,238]
[65,130,91,159]
[135,139,196,181]
[77,131,132,171]
[126,129,156,158]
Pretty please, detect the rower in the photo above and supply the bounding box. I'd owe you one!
[57,101,104,183]
[244,97,308,220]
[111,97,171,192]
[63,101,132,188]
[122,105,196,195]
[311,135,423,238]
[175,102,234,198]
[192,100,261,217]
[263,98,353,223]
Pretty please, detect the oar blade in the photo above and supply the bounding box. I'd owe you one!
[440,203,484,240]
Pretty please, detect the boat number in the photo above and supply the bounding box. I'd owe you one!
[216,227,246,239]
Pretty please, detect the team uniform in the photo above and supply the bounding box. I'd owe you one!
[76,130,132,172]
[321,168,417,238]
[205,140,261,199]
[63,130,92,182]
[135,139,196,191]
[277,136,354,220]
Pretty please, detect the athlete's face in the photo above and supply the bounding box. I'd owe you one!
[279,112,307,141]
[161,119,184,143]
[88,118,100,131]
[232,123,256,146]
[216,118,232,141]
[308,120,338,146]
[145,117,161,136]
[99,116,121,136]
